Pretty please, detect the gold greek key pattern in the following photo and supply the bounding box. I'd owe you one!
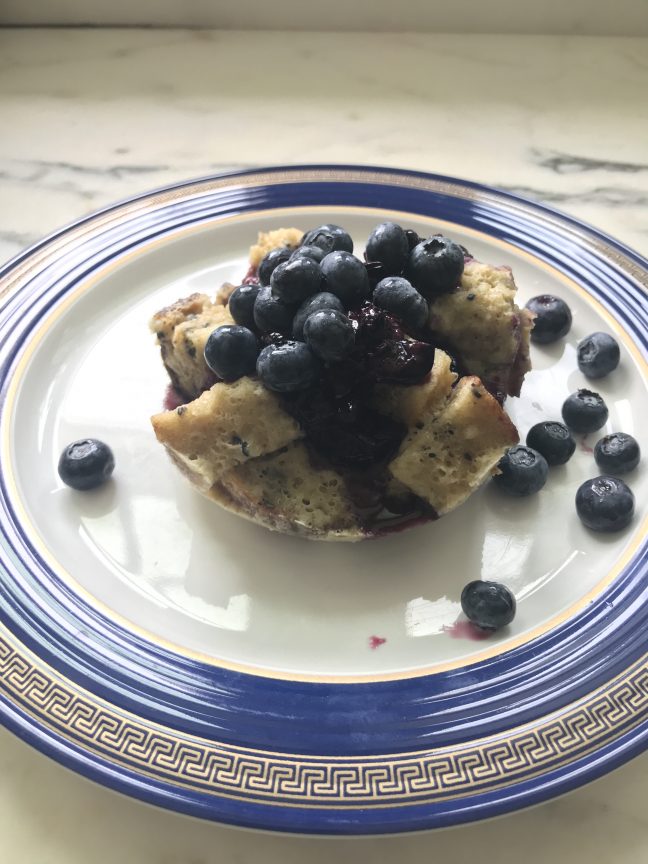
[2,630,648,807]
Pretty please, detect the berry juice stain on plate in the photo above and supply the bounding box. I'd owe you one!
[444,620,492,641]
[369,635,387,650]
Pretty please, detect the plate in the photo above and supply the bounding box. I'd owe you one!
[0,166,646,835]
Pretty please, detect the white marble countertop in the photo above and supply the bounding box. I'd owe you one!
[1,27,647,863]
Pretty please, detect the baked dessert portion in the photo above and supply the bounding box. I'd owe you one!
[430,260,533,400]
[150,223,530,540]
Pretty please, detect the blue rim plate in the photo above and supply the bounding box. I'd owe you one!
[0,165,647,834]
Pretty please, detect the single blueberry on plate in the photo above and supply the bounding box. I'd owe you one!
[525,295,572,344]
[271,257,322,305]
[256,341,320,392]
[290,244,326,264]
[406,235,464,298]
[372,276,429,331]
[461,581,516,631]
[577,332,620,378]
[526,421,576,466]
[562,389,608,434]
[292,291,345,340]
[228,283,261,329]
[58,439,115,491]
[594,432,641,474]
[303,309,355,362]
[365,222,410,275]
[320,250,370,307]
[258,246,292,286]
[575,475,635,532]
[204,325,259,381]
[253,285,295,334]
[301,224,353,254]
[493,445,549,496]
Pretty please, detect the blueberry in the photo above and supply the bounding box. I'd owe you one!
[304,309,355,362]
[562,389,608,434]
[372,276,429,331]
[365,222,410,275]
[460,581,516,631]
[204,325,259,381]
[256,341,320,392]
[320,251,370,307]
[406,236,464,299]
[58,439,115,491]
[253,285,295,334]
[526,421,576,466]
[258,247,292,286]
[228,283,260,329]
[270,257,322,305]
[594,433,641,474]
[577,332,620,378]
[292,291,344,340]
[494,445,549,496]
[525,295,572,344]
[404,229,420,251]
[290,244,326,265]
[301,224,353,254]
[575,475,635,532]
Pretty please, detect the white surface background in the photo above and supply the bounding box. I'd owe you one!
[1,24,648,864]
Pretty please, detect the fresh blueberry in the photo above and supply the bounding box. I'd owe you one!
[258,246,293,286]
[290,244,326,265]
[228,283,260,329]
[301,224,353,254]
[575,475,635,532]
[204,325,259,381]
[320,251,370,307]
[253,285,295,334]
[525,295,572,344]
[58,439,115,491]
[256,341,320,392]
[526,421,576,466]
[577,332,620,378]
[365,222,410,275]
[494,445,549,496]
[594,433,641,474]
[406,235,464,298]
[460,581,516,631]
[404,229,420,251]
[303,309,355,362]
[292,292,345,340]
[270,257,322,305]
[562,389,608,433]
[372,276,429,331]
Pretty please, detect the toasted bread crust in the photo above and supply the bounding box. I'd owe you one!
[429,260,531,397]
[389,377,519,514]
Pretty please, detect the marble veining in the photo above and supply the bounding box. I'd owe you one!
[531,148,648,175]
[0,25,647,863]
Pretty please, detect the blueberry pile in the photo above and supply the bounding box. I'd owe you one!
[204,222,466,395]
[472,294,640,632]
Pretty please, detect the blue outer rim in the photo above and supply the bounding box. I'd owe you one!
[0,165,647,834]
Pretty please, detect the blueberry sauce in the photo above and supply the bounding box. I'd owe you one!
[278,302,438,531]
[242,263,260,285]
[163,384,186,412]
